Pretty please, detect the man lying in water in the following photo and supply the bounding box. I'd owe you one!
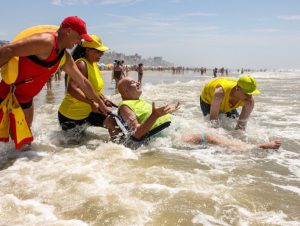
[117,77,282,150]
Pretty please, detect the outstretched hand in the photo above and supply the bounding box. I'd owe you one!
[169,101,180,113]
[151,101,180,118]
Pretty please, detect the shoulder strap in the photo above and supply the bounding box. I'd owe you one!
[13,50,65,87]
[27,49,65,67]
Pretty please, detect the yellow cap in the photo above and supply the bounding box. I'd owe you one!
[237,75,260,95]
[82,34,109,52]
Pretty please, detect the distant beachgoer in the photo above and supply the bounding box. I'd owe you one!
[0,16,111,149]
[58,35,120,140]
[200,67,205,75]
[220,67,224,76]
[54,67,62,81]
[117,77,281,150]
[136,63,143,85]
[124,65,129,77]
[225,68,229,76]
[200,75,259,130]
[111,60,117,83]
[46,75,53,90]
[213,67,218,77]
[120,60,128,77]
[113,60,125,89]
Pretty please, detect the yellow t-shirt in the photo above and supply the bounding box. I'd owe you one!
[200,78,244,113]
[59,58,104,120]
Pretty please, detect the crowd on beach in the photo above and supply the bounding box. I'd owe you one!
[95,62,266,76]
[0,16,281,152]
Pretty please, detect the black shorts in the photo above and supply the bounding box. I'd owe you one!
[200,97,239,119]
[0,98,32,109]
[58,111,107,131]
[200,97,211,116]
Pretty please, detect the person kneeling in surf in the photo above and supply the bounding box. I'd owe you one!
[117,77,282,150]
[58,35,120,141]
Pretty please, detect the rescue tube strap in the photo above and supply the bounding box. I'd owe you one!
[11,49,65,87]
[27,49,65,68]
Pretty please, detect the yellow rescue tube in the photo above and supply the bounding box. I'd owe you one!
[1,25,59,84]
[8,93,33,149]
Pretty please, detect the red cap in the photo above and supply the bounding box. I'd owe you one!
[60,16,92,41]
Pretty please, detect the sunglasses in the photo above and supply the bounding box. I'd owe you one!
[88,48,103,54]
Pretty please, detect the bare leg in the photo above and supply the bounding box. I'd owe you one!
[23,104,34,128]
[181,133,281,150]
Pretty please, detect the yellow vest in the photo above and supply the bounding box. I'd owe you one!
[200,78,244,113]
[59,58,104,120]
[119,99,171,131]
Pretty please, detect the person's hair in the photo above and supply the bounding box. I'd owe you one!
[65,45,86,83]
[72,45,87,61]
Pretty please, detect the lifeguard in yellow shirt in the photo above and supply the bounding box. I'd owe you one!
[200,75,260,130]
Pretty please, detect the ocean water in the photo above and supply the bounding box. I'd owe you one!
[0,70,299,226]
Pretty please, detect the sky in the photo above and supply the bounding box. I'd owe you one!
[0,0,300,69]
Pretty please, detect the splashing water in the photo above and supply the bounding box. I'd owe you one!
[0,70,299,225]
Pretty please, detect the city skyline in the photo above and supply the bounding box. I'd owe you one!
[0,0,299,69]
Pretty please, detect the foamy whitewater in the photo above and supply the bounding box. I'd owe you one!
[0,70,299,226]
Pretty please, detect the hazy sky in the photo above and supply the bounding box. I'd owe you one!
[0,0,299,69]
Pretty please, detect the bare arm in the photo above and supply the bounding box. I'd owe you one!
[209,86,225,121]
[236,98,254,130]
[0,33,54,67]
[62,53,111,115]
[119,105,154,139]
[67,60,101,113]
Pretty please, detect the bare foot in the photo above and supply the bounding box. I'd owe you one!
[257,139,282,150]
